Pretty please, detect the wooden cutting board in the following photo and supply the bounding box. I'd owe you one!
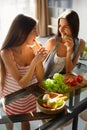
[39,73,87,93]
[63,74,87,91]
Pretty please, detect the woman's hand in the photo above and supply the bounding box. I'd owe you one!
[63,36,74,52]
[34,47,48,63]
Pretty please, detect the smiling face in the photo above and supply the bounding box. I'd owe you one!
[58,18,72,38]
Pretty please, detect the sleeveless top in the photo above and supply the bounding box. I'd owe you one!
[1,50,38,115]
[48,54,66,77]
[43,38,80,79]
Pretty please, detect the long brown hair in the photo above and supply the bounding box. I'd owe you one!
[0,14,37,88]
[57,9,79,40]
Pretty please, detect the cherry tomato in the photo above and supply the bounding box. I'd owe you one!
[65,78,77,86]
[75,75,83,83]
[69,78,77,86]
[65,75,83,87]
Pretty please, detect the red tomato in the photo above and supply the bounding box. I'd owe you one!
[69,78,77,86]
[75,75,83,83]
[66,78,77,86]
[65,75,83,86]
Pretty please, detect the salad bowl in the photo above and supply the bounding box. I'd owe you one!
[37,92,66,114]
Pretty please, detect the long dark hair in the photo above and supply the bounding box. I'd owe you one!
[57,9,79,39]
[0,14,37,88]
[1,14,37,50]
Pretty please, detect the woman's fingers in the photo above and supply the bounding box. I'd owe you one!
[35,47,48,62]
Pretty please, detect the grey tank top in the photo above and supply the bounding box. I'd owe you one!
[43,37,80,79]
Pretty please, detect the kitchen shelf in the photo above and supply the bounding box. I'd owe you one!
[48,0,72,8]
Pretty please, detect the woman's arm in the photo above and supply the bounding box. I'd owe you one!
[1,48,47,88]
[35,47,49,81]
[72,39,85,66]
[35,61,44,82]
[65,39,85,73]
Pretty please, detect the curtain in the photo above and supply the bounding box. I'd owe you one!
[35,0,51,37]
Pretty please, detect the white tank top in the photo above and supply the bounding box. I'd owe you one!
[49,53,65,77]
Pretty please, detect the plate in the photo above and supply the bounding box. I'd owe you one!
[37,93,66,114]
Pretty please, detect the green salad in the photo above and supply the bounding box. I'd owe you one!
[42,73,70,93]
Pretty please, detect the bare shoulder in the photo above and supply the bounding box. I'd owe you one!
[46,37,56,45]
[44,37,56,51]
[1,49,10,58]
[0,49,13,62]
[80,39,85,47]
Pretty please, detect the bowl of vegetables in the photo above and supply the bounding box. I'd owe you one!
[37,92,67,114]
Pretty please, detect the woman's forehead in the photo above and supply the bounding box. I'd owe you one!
[59,18,68,25]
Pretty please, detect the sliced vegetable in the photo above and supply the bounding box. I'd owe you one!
[75,75,83,83]
[56,99,64,107]
[38,98,47,105]
[65,75,83,86]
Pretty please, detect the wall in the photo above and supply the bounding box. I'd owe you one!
[72,0,87,42]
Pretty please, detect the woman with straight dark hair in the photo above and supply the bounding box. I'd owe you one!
[43,9,85,78]
[0,14,48,130]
